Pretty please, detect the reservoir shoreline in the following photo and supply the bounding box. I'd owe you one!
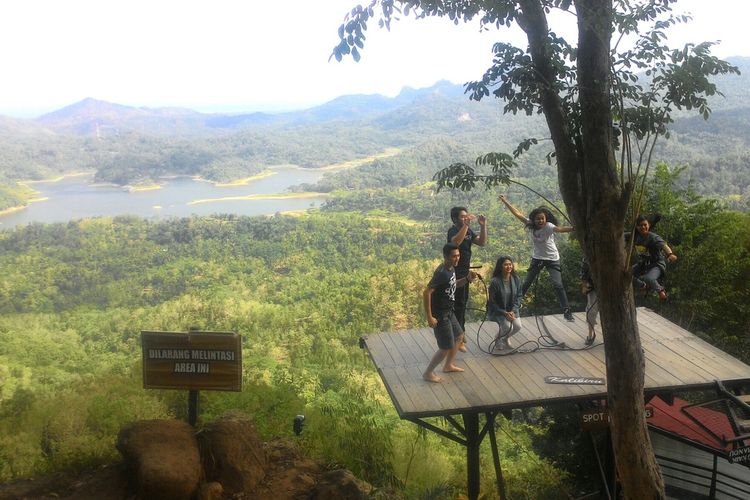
[0,166,330,228]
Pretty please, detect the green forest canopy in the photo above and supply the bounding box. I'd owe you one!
[1,167,748,495]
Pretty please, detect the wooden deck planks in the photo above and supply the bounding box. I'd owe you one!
[641,311,749,379]
[389,330,423,365]
[462,357,508,402]
[380,333,408,367]
[504,352,586,402]
[362,307,750,418]
[453,363,493,409]
[392,365,434,414]
[378,367,412,415]
[404,363,454,411]
[469,356,526,404]
[639,324,718,383]
[527,312,588,345]
[363,334,396,368]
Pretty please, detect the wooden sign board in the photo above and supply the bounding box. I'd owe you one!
[580,406,653,432]
[141,331,242,391]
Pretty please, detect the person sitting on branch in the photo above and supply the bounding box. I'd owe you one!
[628,214,677,301]
[499,194,575,321]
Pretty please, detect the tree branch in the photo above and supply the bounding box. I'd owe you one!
[516,0,582,209]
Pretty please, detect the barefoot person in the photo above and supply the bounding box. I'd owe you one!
[422,243,477,383]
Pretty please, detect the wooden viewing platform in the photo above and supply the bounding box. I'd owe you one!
[360,307,750,499]
[362,307,750,419]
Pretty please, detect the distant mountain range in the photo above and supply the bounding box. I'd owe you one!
[1,56,747,138]
[0,57,748,202]
[17,80,473,136]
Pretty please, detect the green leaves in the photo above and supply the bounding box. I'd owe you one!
[332,0,378,62]
[331,1,520,63]
[432,152,514,192]
[513,138,539,158]
[432,161,477,191]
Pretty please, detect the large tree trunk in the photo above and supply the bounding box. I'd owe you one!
[575,1,665,498]
[520,0,666,497]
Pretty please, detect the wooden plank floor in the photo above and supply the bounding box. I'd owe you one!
[362,307,750,419]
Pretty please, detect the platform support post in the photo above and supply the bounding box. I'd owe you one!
[464,412,480,500]
[486,411,507,500]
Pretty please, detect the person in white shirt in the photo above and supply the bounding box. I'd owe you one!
[499,194,575,321]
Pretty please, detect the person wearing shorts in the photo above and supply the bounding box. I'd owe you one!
[422,242,476,383]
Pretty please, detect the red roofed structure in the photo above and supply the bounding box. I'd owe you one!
[646,395,750,498]
[648,396,748,456]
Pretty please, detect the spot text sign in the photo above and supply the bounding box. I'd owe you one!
[580,406,653,432]
[141,331,242,391]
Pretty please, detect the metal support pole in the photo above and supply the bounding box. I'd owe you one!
[589,431,612,500]
[486,412,507,500]
[188,389,199,427]
[464,412,481,500]
[606,428,618,498]
[709,454,718,499]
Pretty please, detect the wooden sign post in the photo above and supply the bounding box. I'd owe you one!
[141,330,242,426]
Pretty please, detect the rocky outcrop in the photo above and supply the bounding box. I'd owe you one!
[197,411,267,494]
[312,469,375,499]
[0,412,375,500]
[116,419,202,500]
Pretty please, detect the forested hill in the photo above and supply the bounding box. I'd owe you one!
[1,178,748,495]
[0,57,748,203]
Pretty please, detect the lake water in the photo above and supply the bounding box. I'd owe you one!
[0,166,328,229]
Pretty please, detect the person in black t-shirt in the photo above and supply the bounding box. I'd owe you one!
[629,214,678,301]
[447,206,487,349]
[422,243,477,383]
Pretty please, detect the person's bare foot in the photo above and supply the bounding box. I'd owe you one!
[458,342,468,352]
[423,372,443,383]
[443,365,465,373]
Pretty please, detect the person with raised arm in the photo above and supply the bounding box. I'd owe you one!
[447,206,487,351]
[498,194,575,321]
[422,243,477,383]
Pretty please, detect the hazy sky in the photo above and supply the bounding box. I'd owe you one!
[0,0,747,117]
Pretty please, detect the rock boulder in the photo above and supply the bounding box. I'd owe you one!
[197,411,267,494]
[116,419,201,500]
